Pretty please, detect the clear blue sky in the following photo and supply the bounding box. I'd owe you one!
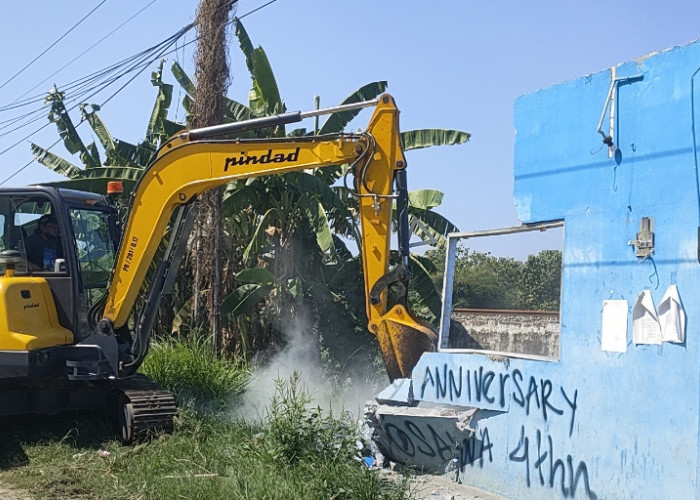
[1,0,699,258]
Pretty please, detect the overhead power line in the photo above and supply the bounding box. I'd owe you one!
[0,23,193,137]
[0,24,191,155]
[0,0,276,117]
[0,0,279,184]
[0,0,109,93]
[12,0,160,104]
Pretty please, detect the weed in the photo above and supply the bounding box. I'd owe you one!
[248,373,357,466]
[140,335,250,409]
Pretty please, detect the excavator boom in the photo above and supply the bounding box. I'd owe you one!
[99,94,435,380]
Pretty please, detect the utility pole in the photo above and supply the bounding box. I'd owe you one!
[191,0,236,352]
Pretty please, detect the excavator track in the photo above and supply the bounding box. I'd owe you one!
[115,374,177,443]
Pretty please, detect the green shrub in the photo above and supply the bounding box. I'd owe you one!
[140,335,249,408]
[249,373,357,466]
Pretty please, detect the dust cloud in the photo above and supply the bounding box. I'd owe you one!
[232,315,387,421]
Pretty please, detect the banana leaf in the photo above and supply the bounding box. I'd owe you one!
[309,200,336,261]
[283,171,351,217]
[242,207,278,263]
[222,183,258,217]
[249,47,285,120]
[287,127,307,137]
[318,81,388,135]
[171,61,195,96]
[45,89,88,158]
[408,189,444,210]
[41,166,144,194]
[76,166,145,181]
[182,94,194,115]
[409,253,442,321]
[223,96,254,123]
[222,282,274,318]
[331,234,354,261]
[81,104,115,155]
[408,208,458,246]
[163,119,186,137]
[110,140,156,168]
[236,267,276,285]
[234,17,255,74]
[171,295,194,333]
[147,60,174,143]
[30,143,82,178]
[400,129,470,151]
[287,276,303,299]
[83,141,102,168]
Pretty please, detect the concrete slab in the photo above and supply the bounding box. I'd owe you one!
[375,378,414,405]
[368,404,477,473]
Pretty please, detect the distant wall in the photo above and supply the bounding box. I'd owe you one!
[450,308,559,359]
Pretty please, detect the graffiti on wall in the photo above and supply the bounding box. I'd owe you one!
[418,363,597,499]
[372,407,476,473]
[383,419,458,463]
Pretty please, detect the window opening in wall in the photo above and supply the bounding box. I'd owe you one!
[438,221,564,361]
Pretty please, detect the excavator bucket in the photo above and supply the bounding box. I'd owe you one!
[374,305,438,382]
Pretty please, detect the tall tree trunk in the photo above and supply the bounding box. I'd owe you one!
[191,0,236,352]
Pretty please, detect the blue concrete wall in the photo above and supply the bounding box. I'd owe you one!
[413,40,700,499]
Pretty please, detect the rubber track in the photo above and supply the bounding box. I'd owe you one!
[117,374,177,439]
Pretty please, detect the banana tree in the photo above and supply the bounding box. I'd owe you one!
[193,18,469,353]
[31,61,176,194]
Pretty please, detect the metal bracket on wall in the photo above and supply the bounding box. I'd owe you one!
[597,70,644,157]
[628,217,654,259]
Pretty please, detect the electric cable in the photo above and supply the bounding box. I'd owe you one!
[0,0,108,92]
[156,0,276,56]
[0,39,181,164]
[0,136,62,185]
[0,21,193,115]
[0,0,278,182]
[0,0,269,120]
[11,0,161,104]
[0,24,192,138]
[0,28,184,161]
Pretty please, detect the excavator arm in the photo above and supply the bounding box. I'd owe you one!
[96,94,435,381]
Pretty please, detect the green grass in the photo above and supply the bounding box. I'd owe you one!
[0,338,412,499]
[140,335,250,409]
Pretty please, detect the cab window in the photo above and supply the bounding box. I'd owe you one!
[0,195,64,274]
[69,208,116,295]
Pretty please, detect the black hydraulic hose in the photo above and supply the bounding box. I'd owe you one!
[395,169,411,268]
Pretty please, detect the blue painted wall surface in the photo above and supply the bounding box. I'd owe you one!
[413,40,700,499]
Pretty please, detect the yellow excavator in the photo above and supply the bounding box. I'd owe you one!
[0,94,436,440]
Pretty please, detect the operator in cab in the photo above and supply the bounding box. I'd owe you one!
[26,214,63,272]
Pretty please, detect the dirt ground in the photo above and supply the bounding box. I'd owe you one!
[412,475,506,499]
[380,469,507,500]
[0,482,32,500]
[1,472,507,500]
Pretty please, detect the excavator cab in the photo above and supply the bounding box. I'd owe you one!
[0,187,118,376]
[0,187,173,441]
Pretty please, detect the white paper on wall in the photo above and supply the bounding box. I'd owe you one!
[632,290,661,344]
[658,285,685,343]
[601,299,628,352]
